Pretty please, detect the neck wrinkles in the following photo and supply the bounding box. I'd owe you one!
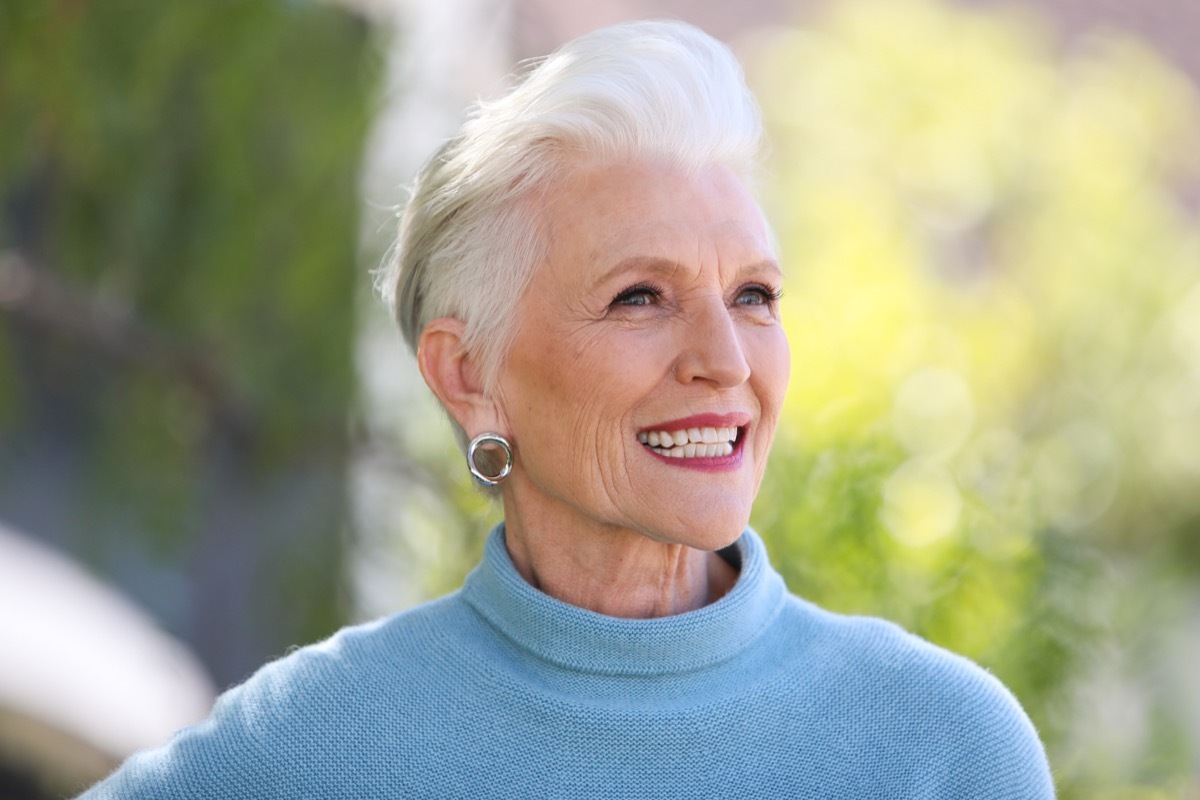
[504,527,739,618]
[462,524,786,676]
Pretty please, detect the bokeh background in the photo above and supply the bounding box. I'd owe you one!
[2,0,1198,797]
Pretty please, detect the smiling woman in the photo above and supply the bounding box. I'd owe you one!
[78,20,1055,799]
[446,159,790,613]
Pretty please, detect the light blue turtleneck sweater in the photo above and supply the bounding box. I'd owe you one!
[79,526,1055,798]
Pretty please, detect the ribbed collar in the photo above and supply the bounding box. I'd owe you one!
[461,524,786,676]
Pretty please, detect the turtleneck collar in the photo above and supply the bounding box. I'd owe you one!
[461,524,786,676]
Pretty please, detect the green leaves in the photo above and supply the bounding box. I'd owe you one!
[748,0,1200,793]
[1,1,378,684]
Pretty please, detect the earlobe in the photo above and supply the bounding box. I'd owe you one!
[416,318,499,433]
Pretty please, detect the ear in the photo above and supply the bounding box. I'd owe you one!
[416,318,505,436]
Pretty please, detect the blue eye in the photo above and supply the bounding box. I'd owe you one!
[736,284,783,306]
[611,283,664,307]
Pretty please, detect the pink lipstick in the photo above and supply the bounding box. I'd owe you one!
[636,412,750,472]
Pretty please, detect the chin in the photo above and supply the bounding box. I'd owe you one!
[698,522,751,551]
[638,507,751,552]
[693,495,755,547]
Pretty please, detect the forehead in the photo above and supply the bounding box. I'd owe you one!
[537,158,774,278]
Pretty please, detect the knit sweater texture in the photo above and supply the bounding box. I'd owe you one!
[80,526,1055,799]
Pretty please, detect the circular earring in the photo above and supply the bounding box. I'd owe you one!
[467,432,513,487]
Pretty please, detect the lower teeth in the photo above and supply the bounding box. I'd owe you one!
[647,442,734,458]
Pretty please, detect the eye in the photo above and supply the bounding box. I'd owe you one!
[610,282,664,307]
[735,283,783,306]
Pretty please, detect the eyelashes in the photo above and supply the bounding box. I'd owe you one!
[739,284,783,305]
[608,282,783,309]
[610,282,666,307]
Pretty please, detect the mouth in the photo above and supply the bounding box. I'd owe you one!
[636,425,742,458]
[635,412,750,463]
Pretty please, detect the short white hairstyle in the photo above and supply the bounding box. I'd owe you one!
[377,20,764,446]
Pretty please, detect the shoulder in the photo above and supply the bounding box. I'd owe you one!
[263,590,474,692]
[773,596,1056,798]
[210,590,476,729]
[782,598,1005,695]
[77,592,476,799]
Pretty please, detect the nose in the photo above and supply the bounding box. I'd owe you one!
[673,297,751,387]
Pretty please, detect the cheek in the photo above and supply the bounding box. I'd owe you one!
[503,334,633,471]
[752,328,792,412]
[552,342,659,493]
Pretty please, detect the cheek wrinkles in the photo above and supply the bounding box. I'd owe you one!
[560,318,615,361]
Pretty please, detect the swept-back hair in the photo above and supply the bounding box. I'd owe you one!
[377,19,764,448]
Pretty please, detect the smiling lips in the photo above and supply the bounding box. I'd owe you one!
[637,426,739,458]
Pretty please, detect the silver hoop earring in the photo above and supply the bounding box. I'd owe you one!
[467,433,513,487]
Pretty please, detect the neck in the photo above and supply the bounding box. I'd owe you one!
[500,497,739,619]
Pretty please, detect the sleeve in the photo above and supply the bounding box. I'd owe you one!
[916,654,1056,799]
[830,614,1057,799]
[73,640,354,800]
[74,677,278,800]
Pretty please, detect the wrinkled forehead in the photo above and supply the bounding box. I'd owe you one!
[535,158,775,280]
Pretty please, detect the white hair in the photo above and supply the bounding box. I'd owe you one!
[377,20,764,448]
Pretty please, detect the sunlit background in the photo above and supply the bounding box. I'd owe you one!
[2,1,1198,797]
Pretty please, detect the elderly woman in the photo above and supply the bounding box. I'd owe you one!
[81,20,1054,799]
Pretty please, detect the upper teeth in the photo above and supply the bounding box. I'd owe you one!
[637,426,738,457]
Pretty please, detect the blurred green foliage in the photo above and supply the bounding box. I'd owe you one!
[0,1,378,684]
[748,0,1200,795]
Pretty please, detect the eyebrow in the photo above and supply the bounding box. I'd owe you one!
[593,255,783,288]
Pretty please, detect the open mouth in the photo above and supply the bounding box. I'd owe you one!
[636,425,742,459]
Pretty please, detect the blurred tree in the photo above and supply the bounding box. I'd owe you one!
[747,0,1200,796]
[0,1,378,687]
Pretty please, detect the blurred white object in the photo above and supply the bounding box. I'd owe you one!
[0,520,215,785]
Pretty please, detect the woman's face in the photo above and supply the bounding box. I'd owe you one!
[494,158,790,551]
